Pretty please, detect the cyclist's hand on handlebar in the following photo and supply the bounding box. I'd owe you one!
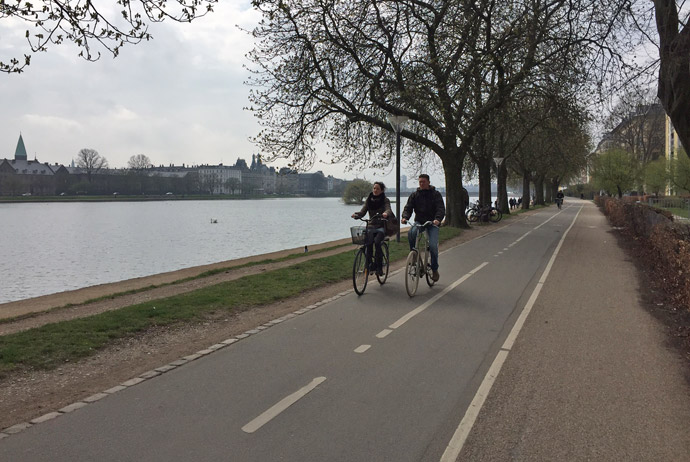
[382,212,388,218]
[351,213,359,219]
[401,218,407,224]
[433,219,440,226]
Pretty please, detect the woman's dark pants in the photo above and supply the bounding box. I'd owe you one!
[365,228,385,271]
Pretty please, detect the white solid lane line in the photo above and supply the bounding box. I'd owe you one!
[242,377,327,434]
[440,206,583,462]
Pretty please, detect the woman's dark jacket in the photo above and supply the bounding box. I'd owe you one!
[402,186,446,224]
[355,193,392,229]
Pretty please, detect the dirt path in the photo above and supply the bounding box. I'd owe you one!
[0,218,526,431]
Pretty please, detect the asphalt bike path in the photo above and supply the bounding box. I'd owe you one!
[457,200,690,461]
[4,201,682,460]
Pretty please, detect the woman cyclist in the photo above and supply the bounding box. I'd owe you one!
[351,182,392,276]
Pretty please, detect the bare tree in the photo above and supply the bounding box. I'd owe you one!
[76,148,108,182]
[247,0,632,227]
[603,86,665,164]
[127,154,153,171]
[1,0,217,73]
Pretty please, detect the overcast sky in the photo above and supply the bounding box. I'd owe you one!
[0,1,441,186]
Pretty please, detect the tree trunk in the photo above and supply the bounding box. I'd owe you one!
[549,178,559,203]
[496,161,509,214]
[655,2,690,160]
[521,172,531,210]
[477,156,492,207]
[534,175,545,205]
[442,153,470,228]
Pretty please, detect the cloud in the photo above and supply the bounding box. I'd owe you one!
[108,106,140,122]
[0,1,394,182]
[22,114,83,132]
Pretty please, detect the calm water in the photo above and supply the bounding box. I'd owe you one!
[0,198,373,304]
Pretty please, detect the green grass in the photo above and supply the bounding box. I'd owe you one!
[0,227,462,375]
[0,242,353,326]
[667,207,689,218]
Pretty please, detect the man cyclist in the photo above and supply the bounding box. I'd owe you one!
[401,174,446,282]
[556,190,564,209]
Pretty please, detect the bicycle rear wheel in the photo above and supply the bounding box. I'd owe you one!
[352,248,368,295]
[489,208,502,222]
[405,250,420,297]
[376,242,389,285]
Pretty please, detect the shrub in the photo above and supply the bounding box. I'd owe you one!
[597,197,690,311]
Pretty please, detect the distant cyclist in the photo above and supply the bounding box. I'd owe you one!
[401,174,445,282]
[352,182,392,276]
[556,190,564,209]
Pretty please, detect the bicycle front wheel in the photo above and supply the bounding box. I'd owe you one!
[405,250,420,297]
[489,208,502,222]
[377,242,389,285]
[352,248,368,296]
[466,208,479,223]
[424,247,436,287]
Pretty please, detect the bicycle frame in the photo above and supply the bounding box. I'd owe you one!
[405,221,436,297]
[352,214,390,295]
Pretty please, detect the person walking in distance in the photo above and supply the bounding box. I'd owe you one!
[401,174,445,282]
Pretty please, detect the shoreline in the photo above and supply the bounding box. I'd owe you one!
[0,236,354,321]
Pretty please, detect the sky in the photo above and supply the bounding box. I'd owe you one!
[0,1,439,186]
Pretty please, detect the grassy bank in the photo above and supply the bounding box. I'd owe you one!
[0,227,463,376]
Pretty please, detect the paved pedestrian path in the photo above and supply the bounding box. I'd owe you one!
[457,200,690,460]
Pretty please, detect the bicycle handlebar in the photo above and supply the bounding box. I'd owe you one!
[353,212,388,223]
[411,220,438,229]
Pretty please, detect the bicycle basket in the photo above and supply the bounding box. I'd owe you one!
[350,226,366,245]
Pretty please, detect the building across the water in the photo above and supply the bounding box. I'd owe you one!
[0,134,58,196]
[0,135,351,197]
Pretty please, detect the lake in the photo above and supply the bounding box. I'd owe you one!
[0,198,364,304]
[0,194,479,304]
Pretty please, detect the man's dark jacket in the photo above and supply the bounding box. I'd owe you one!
[402,186,446,224]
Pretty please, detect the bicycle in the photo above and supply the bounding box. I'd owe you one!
[466,201,502,223]
[404,221,437,297]
[555,197,563,209]
[350,214,390,296]
[465,201,481,222]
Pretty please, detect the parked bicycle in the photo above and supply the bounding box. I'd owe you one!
[466,201,502,223]
[350,214,390,296]
[404,221,437,297]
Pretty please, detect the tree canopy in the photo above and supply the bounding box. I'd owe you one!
[0,0,216,73]
[127,154,152,171]
[591,149,640,198]
[248,0,630,227]
[342,179,372,205]
[76,148,108,182]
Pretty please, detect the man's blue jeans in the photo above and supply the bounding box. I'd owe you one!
[408,222,440,271]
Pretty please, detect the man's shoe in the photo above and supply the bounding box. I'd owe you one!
[431,270,440,282]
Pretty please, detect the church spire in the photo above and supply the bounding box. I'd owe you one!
[14,134,27,161]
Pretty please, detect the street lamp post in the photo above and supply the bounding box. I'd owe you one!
[388,115,409,242]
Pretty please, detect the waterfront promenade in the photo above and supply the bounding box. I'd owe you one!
[1,199,689,460]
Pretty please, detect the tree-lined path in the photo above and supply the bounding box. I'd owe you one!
[1,200,688,461]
